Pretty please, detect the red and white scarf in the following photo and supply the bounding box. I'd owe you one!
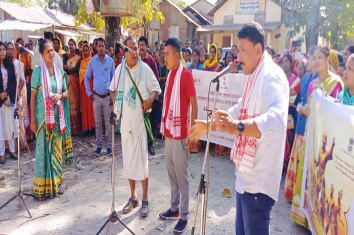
[41,60,66,135]
[231,52,270,174]
[161,62,183,138]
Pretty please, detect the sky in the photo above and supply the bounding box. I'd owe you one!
[183,0,216,5]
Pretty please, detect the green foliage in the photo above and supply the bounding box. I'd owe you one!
[3,0,36,6]
[75,0,105,31]
[281,0,354,50]
[121,0,165,28]
[75,0,165,31]
[170,0,186,9]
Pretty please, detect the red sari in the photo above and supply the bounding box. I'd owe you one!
[79,51,95,132]
[65,54,81,135]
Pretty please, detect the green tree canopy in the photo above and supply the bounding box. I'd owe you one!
[171,0,186,9]
[75,0,165,32]
[280,0,354,51]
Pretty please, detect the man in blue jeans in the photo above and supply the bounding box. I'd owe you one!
[189,22,289,234]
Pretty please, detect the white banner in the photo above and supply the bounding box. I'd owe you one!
[236,0,265,14]
[301,90,354,235]
[192,70,247,148]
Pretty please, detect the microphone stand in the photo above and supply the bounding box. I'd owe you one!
[191,80,220,235]
[96,93,134,234]
[0,53,33,218]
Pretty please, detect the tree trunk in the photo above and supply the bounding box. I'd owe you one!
[92,0,100,12]
[104,17,120,46]
[305,0,320,52]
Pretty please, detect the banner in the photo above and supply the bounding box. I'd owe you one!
[192,70,247,148]
[86,0,93,14]
[300,90,354,235]
[100,0,133,17]
[236,0,265,14]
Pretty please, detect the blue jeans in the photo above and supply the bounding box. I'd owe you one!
[236,192,275,235]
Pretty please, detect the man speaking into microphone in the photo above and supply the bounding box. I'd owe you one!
[189,22,289,235]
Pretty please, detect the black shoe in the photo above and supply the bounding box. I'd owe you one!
[141,200,149,217]
[159,209,180,220]
[123,198,139,214]
[0,156,5,164]
[148,144,155,155]
[10,152,17,160]
[174,219,188,234]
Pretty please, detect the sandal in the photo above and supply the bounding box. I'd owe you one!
[35,196,45,201]
[0,156,5,164]
[58,186,65,195]
[10,152,17,160]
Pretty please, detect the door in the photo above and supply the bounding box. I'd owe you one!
[222,36,231,48]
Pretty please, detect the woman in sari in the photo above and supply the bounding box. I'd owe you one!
[79,44,95,133]
[338,54,354,106]
[184,47,192,68]
[200,45,207,64]
[290,44,343,228]
[281,53,299,172]
[343,45,354,64]
[63,39,81,135]
[189,47,204,70]
[284,56,314,202]
[53,37,66,60]
[329,50,339,74]
[30,39,73,200]
[6,42,27,149]
[203,44,222,72]
[114,51,123,68]
[0,42,17,164]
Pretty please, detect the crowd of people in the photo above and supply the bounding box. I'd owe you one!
[1,21,354,234]
[265,36,354,233]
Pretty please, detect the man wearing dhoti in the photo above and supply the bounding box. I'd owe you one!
[110,36,161,217]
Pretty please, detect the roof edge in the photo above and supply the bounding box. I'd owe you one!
[183,5,214,25]
[164,0,201,27]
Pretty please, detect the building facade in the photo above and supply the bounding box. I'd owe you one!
[198,0,305,53]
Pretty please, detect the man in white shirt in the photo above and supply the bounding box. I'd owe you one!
[188,22,289,235]
[110,36,161,218]
[31,32,63,70]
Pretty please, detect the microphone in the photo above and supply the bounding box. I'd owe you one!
[116,42,132,54]
[211,62,237,83]
[16,43,34,57]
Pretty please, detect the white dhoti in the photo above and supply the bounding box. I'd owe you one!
[121,128,149,180]
[119,68,149,181]
[110,61,161,181]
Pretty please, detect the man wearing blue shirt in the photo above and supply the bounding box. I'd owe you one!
[84,38,115,156]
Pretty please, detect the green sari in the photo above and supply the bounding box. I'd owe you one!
[31,67,74,198]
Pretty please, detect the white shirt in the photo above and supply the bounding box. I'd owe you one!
[110,62,161,139]
[227,59,289,201]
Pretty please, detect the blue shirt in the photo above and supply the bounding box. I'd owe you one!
[295,72,318,135]
[188,62,204,70]
[84,54,115,96]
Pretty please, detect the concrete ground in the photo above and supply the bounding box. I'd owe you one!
[0,134,311,235]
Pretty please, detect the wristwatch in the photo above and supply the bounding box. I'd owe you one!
[237,122,245,136]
